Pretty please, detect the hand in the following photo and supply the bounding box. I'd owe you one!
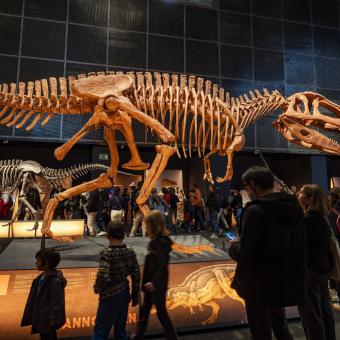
[143,282,156,293]
[131,296,139,307]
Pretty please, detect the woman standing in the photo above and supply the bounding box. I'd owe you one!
[133,210,178,340]
[297,184,336,340]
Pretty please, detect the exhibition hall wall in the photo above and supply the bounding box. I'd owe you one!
[0,0,340,154]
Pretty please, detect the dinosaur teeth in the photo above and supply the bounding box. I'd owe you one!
[330,137,340,146]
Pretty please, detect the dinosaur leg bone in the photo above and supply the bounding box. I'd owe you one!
[203,148,218,184]
[213,268,244,306]
[20,196,39,231]
[202,300,220,325]
[104,127,119,182]
[54,106,108,161]
[216,149,234,183]
[136,145,176,215]
[216,133,245,183]
[42,173,113,241]
[115,110,150,170]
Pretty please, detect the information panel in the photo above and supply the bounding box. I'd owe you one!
[0,261,249,339]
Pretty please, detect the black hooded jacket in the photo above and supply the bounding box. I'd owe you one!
[229,192,306,306]
[142,235,173,293]
[21,270,67,334]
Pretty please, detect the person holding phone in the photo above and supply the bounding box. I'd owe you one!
[229,166,306,340]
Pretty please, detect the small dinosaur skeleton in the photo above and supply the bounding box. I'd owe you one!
[0,72,339,239]
[0,159,108,231]
[166,263,244,325]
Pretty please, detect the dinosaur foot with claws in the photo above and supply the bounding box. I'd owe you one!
[203,171,214,184]
[216,167,233,183]
[122,160,150,171]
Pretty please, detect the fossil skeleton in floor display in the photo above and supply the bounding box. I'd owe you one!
[166,263,244,325]
[0,71,340,240]
[0,159,108,232]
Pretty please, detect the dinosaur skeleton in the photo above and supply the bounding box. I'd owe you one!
[0,72,339,240]
[166,263,244,325]
[0,159,108,232]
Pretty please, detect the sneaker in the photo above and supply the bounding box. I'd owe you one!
[97,231,107,237]
[210,233,218,239]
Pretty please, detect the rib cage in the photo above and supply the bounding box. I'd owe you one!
[0,159,25,191]
[128,72,286,158]
[0,71,286,158]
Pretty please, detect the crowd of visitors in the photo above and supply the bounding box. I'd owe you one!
[0,179,246,239]
[16,165,340,339]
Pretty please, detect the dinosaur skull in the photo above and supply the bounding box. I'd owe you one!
[166,287,190,309]
[273,92,340,154]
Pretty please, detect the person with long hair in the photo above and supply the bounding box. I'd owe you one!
[133,210,178,340]
[297,184,336,340]
[328,188,340,306]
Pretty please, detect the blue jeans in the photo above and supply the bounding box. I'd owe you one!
[194,206,204,230]
[236,208,242,225]
[209,209,219,234]
[93,288,130,340]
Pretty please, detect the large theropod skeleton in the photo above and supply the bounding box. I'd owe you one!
[0,71,340,239]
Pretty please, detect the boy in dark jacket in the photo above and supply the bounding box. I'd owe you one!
[93,221,140,340]
[229,166,306,340]
[21,248,67,340]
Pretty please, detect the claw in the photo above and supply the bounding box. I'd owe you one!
[26,218,40,232]
[122,160,150,170]
[202,318,214,326]
[204,171,214,184]
[216,167,233,183]
[43,229,75,242]
[216,176,231,183]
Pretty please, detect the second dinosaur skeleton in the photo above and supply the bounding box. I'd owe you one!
[0,72,340,239]
[0,160,108,231]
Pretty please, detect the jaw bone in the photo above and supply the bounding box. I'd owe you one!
[273,116,340,155]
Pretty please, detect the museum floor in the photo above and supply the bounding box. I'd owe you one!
[61,312,340,339]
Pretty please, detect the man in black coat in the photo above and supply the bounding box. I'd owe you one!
[21,248,67,340]
[229,166,306,340]
[206,184,221,238]
[87,189,101,236]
